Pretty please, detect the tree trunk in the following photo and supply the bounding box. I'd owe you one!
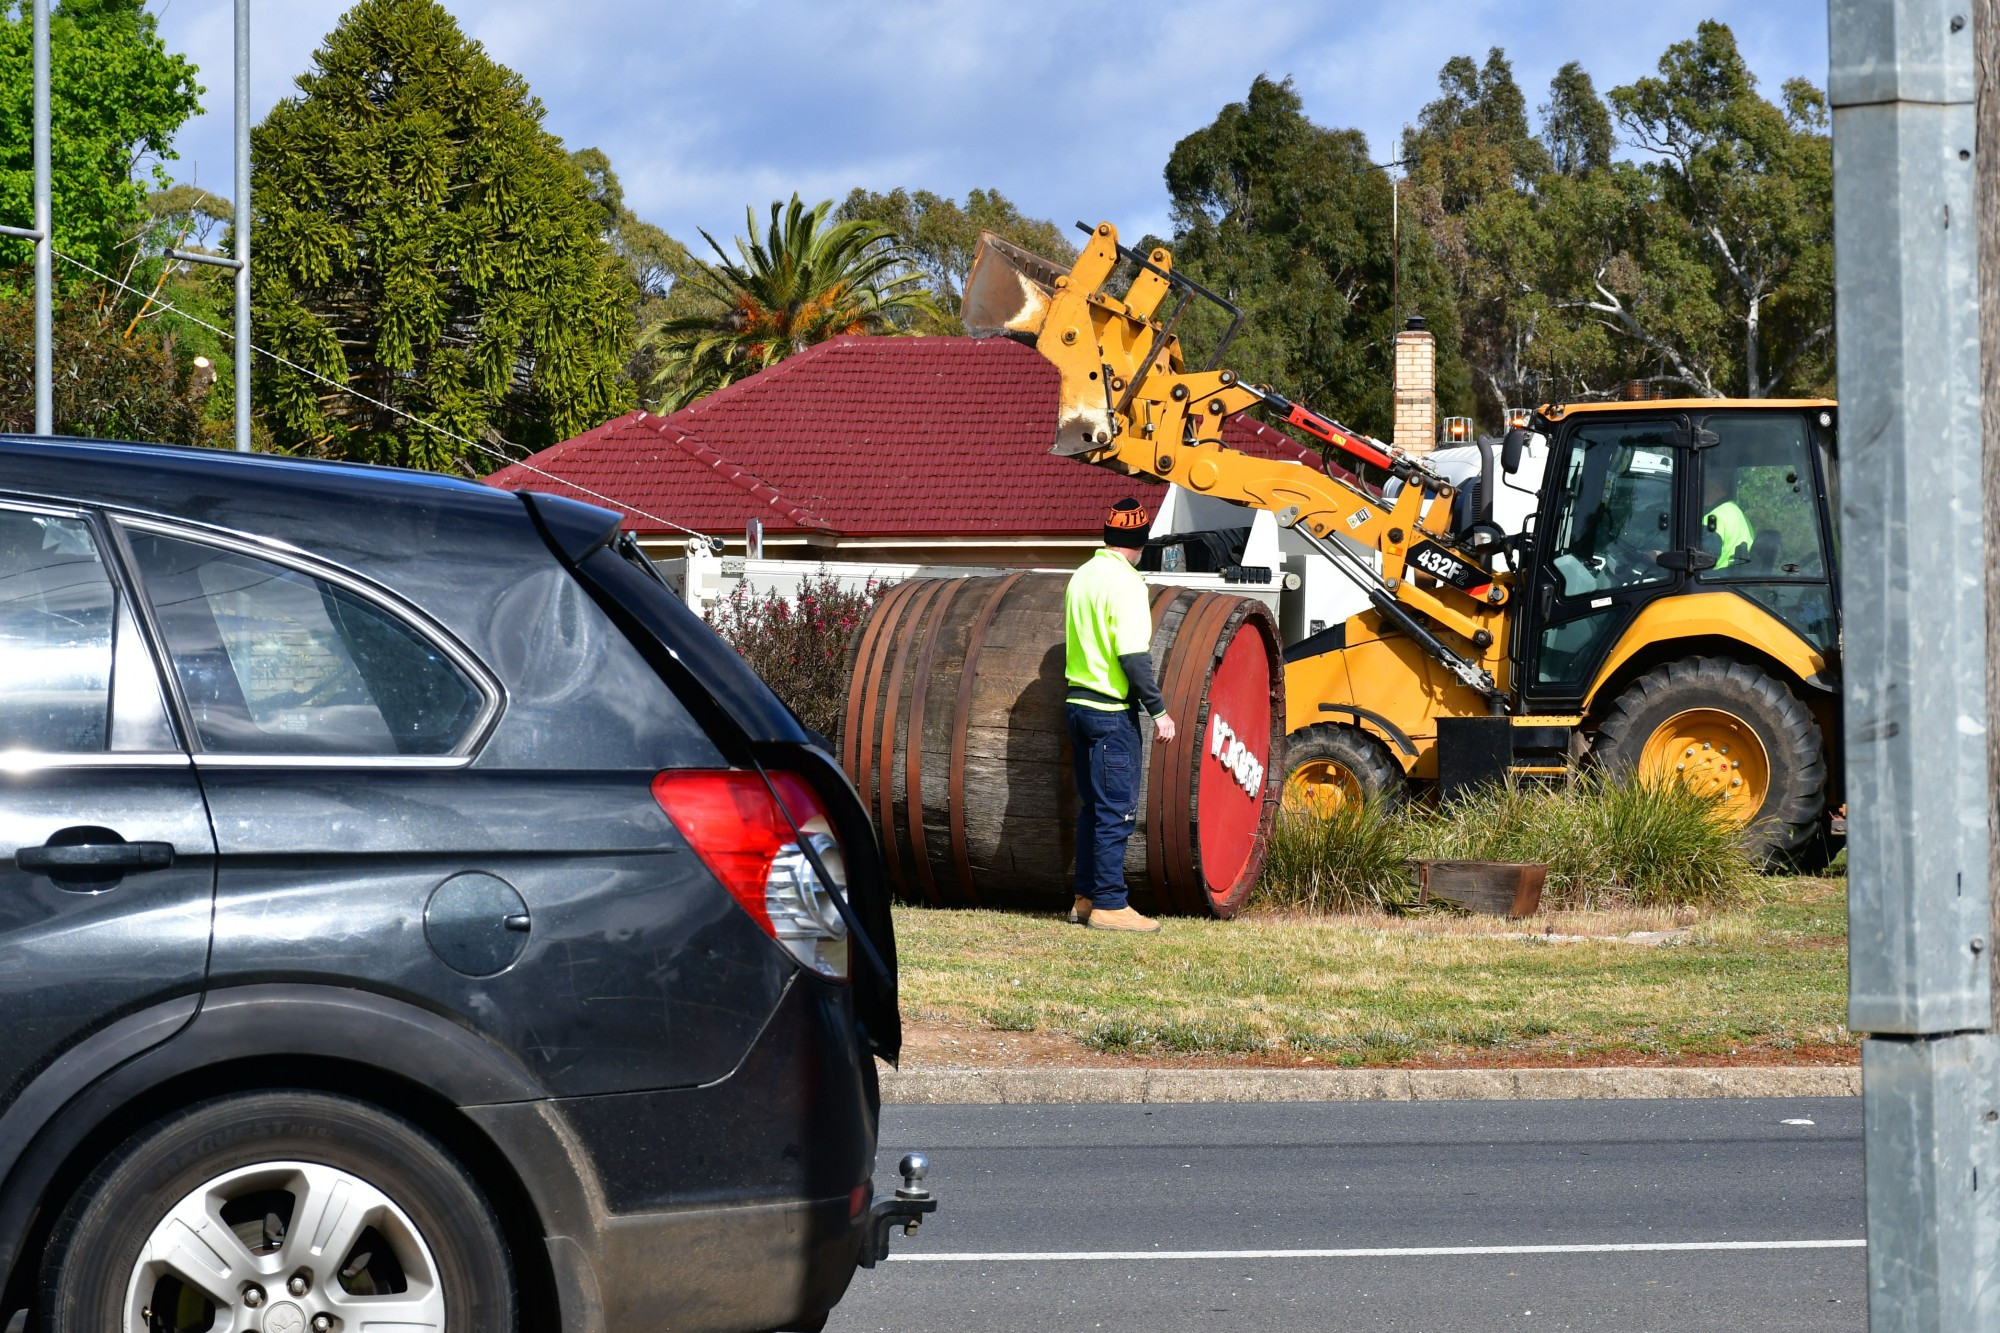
[1745,291,1763,396]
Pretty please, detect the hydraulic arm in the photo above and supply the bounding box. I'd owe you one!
[962,222,1512,706]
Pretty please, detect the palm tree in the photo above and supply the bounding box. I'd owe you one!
[641,195,937,409]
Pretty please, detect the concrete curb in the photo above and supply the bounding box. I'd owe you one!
[882,1065,1861,1104]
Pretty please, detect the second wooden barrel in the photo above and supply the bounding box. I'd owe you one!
[840,572,1284,918]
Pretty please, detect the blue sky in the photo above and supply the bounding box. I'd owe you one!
[151,0,1832,250]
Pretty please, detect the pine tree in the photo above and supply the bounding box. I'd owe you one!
[248,0,631,471]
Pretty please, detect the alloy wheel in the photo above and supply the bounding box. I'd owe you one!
[125,1160,445,1332]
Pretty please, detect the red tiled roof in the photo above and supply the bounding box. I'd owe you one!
[485,335,1337,538]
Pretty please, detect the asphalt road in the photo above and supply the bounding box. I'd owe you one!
[826,1097,1864,1332]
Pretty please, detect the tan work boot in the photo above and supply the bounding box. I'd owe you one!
[1086,906,1161,934]
[1068,896,1094,925]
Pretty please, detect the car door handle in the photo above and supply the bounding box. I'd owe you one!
[17,840,175,874]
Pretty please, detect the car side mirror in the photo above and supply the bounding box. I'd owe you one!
[1501,428,1528,475]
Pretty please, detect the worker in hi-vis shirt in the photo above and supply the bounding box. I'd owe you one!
[1063,498,1176,932]
[1703,465,1755,570]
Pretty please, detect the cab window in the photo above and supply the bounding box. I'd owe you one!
[1542,419,1678,598]
[1696,412,1826,581]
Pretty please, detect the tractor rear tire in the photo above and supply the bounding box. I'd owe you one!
[1592,656,1826,865]
[1281,723,1405,816]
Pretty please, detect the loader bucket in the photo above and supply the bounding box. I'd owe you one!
[962,232,1072,342]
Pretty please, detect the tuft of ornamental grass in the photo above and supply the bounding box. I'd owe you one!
[1255,794,1419,914]
[1254,775,1760,915]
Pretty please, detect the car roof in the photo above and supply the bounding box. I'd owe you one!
[0,434,528,542]
[0,433,498,496]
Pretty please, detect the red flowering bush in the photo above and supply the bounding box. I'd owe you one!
[705,569,895,740]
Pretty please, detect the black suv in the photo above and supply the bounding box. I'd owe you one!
[0,435,911,1333]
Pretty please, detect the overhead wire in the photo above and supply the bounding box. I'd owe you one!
[49,248,722,548]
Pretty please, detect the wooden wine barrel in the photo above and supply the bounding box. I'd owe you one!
[840,572,1285,918]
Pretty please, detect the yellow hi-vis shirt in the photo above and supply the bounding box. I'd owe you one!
[1706,500,1754,569]
[1065,548,1153,712]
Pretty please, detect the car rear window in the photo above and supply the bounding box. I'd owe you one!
[576,538,810,748]
[124,528,489,757]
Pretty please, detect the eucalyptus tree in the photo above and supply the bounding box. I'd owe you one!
[1402,49,1554,424]
[1161,75,1470,436]
[837,187,1074,330]
[1605,21,1834,398]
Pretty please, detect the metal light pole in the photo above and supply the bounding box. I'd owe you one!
[1831,1,2000,1327]
[232,0,250,452]
[164,0,252,450]
[2,1,54,434]
[0,1,58,436]
[32,0,48,435]
[0,0,54,431]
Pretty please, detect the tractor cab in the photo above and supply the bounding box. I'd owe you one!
[1509,400,1840,717]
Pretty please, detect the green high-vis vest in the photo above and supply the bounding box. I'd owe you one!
[1706,500,1754,569]
[1065,549,1152,712]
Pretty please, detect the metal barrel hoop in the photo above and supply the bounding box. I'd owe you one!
[852,579,927,820]
[876,579,944,897]
[1143,588,1195,906]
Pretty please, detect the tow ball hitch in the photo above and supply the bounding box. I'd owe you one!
[861,1154,938,1266]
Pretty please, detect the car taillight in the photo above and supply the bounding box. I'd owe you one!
[650,770,850,980]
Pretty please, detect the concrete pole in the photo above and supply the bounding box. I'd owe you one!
[32,0,50,436]
[1982,0,2000,1038]
[1830,1,2000,1325]
[233,0,251,452]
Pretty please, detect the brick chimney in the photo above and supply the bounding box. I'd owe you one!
[1393,315,1435,454]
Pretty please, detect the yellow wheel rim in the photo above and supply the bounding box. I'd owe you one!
[1284,758,1363,817]
[1636,708,1770,823]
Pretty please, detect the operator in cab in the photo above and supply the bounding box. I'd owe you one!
[1064,498,1176,933]
[1703,466,1753,570]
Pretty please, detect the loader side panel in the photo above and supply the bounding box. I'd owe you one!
[1283,614,1492,781]
[1583,592,1831,715]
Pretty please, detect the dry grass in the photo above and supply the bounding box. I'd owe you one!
[891,876,1849,1066]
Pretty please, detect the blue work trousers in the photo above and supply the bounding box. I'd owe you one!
[1067,703,1142,909]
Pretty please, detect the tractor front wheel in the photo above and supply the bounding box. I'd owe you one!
[1281,724,1405,817]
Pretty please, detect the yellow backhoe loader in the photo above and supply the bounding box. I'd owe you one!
[964,222,1841,865]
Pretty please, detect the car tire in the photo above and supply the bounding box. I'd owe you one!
[1592,656,1826,864]
[39,1090,516,1333]
[1281,723,1405,815]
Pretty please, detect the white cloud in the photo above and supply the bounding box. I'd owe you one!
[151,0,1829,247]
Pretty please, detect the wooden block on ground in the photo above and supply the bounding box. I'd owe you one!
[1416,860,1547,918]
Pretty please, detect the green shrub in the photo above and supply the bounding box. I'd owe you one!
[0,287,206,443]
[705,569,893,740]
[1254,775,1759,914]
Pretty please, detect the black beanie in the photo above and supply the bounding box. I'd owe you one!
[1103,497,1150,549]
